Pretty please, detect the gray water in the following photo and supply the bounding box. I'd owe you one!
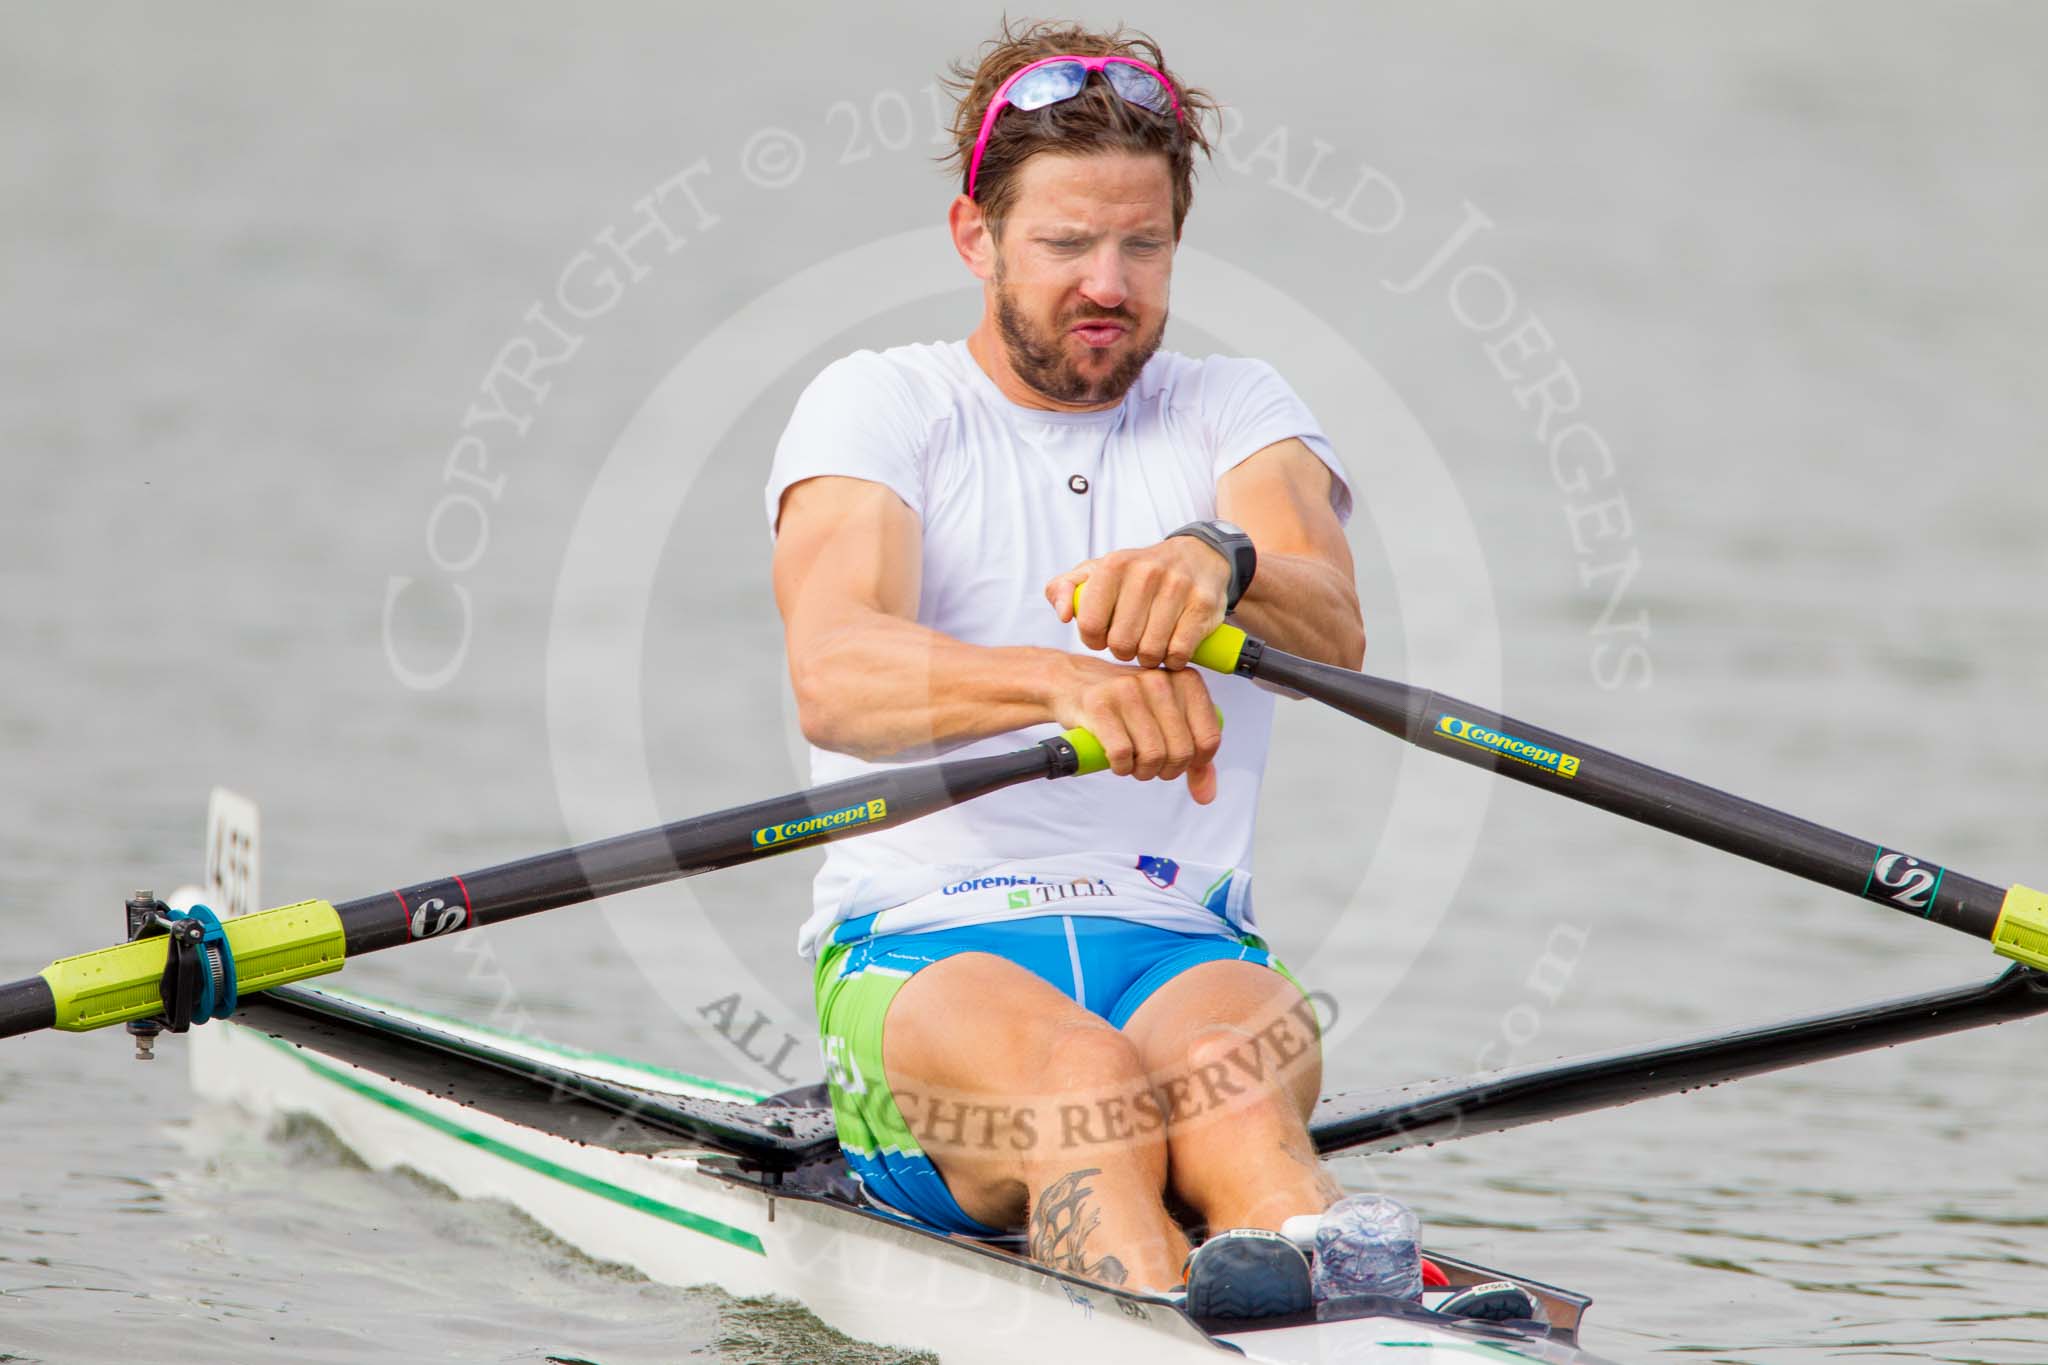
[3,2,2045,1362]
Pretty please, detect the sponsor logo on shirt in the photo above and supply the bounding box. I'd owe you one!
[1136,854,1180,889]
[941,874,1046,895]
[752,798,888,848]
[1005,879,1116,910]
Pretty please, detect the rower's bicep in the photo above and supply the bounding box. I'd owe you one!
[771,475,923,647]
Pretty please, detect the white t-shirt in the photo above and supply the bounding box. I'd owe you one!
[765,338,1351,958]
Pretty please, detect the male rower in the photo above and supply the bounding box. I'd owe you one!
[766,21,1365,1315]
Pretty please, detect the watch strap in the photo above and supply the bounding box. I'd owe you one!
[1168,520,1257,612]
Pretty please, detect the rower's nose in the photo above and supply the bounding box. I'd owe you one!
[1077,243,1128,311]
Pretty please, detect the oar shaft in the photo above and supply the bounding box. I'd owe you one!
[0,980,53,1040]
[3,729,1108,1040]
[1193,625,2044,960]
[338,743,1072,953]
[1251,642,2005,937]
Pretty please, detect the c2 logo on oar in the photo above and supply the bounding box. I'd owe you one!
[411,897,464,938]
[1863,849,1946,914]
[397,878,475,940]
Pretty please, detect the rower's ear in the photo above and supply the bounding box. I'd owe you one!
[949,194,999,283]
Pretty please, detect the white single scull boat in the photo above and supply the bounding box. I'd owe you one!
[187,976,1609,1363]
[12,622,2046,1361]
[161,788,1612,1362]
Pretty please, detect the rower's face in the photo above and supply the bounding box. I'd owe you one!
[991,151,1174,406]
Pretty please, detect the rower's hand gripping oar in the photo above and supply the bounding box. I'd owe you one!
[1183,610,2048,972]
[0,725,1118,1042]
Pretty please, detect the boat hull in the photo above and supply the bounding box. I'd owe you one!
[190,993,1616,1363]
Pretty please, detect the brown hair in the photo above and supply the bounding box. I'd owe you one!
[935,18,1219,244]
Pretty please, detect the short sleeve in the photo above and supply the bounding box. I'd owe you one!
[1204,357,1354,525]
[765,350,929,537]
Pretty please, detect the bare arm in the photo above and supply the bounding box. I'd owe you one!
[1216,439,1365,668]
[773,475,1222,800]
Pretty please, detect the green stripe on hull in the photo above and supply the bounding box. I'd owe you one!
[250,1030,767,1256]
[308,986,768,1100]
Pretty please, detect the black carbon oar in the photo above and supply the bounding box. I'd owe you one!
[0,727,1112,1041]
[1186,624,2048,970]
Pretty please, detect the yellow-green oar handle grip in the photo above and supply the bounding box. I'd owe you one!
[1056,584,1231,777]
[1059,727,1110,775]
[1069,583,1250,675]
[1191,623,1249,674]
[1056,707,1221,777]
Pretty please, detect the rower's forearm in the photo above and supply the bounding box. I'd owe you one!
[790,614,1069,760]
[1229,554,1366,668]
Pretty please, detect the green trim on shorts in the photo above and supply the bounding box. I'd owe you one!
[1248,937,1316,1034]
[1222,929,1313,1026]
[813,942,924,1161]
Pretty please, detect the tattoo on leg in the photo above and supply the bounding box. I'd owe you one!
[1029,1168,1130,1286]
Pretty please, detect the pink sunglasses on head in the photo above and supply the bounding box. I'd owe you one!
[967,53,1183,199]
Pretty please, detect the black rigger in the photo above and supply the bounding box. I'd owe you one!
[1311,964,2048,1154]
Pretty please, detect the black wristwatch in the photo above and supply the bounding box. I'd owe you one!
[1168,520,1257,612]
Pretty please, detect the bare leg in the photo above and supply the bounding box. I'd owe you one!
[1120,959,1341,1233]
[882,952,1191,1290]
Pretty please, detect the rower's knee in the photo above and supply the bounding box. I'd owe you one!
[1042,1021,1145,1083]
[1033,1024,1163,1167]
[1176,1020,1318,1123]
[1165,1027,1338,1221]
[1183,1026,1267,1101]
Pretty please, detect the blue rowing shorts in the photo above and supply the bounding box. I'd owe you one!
[812,915,1303,1237]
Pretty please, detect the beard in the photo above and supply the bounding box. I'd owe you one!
[992,270,1164,407]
